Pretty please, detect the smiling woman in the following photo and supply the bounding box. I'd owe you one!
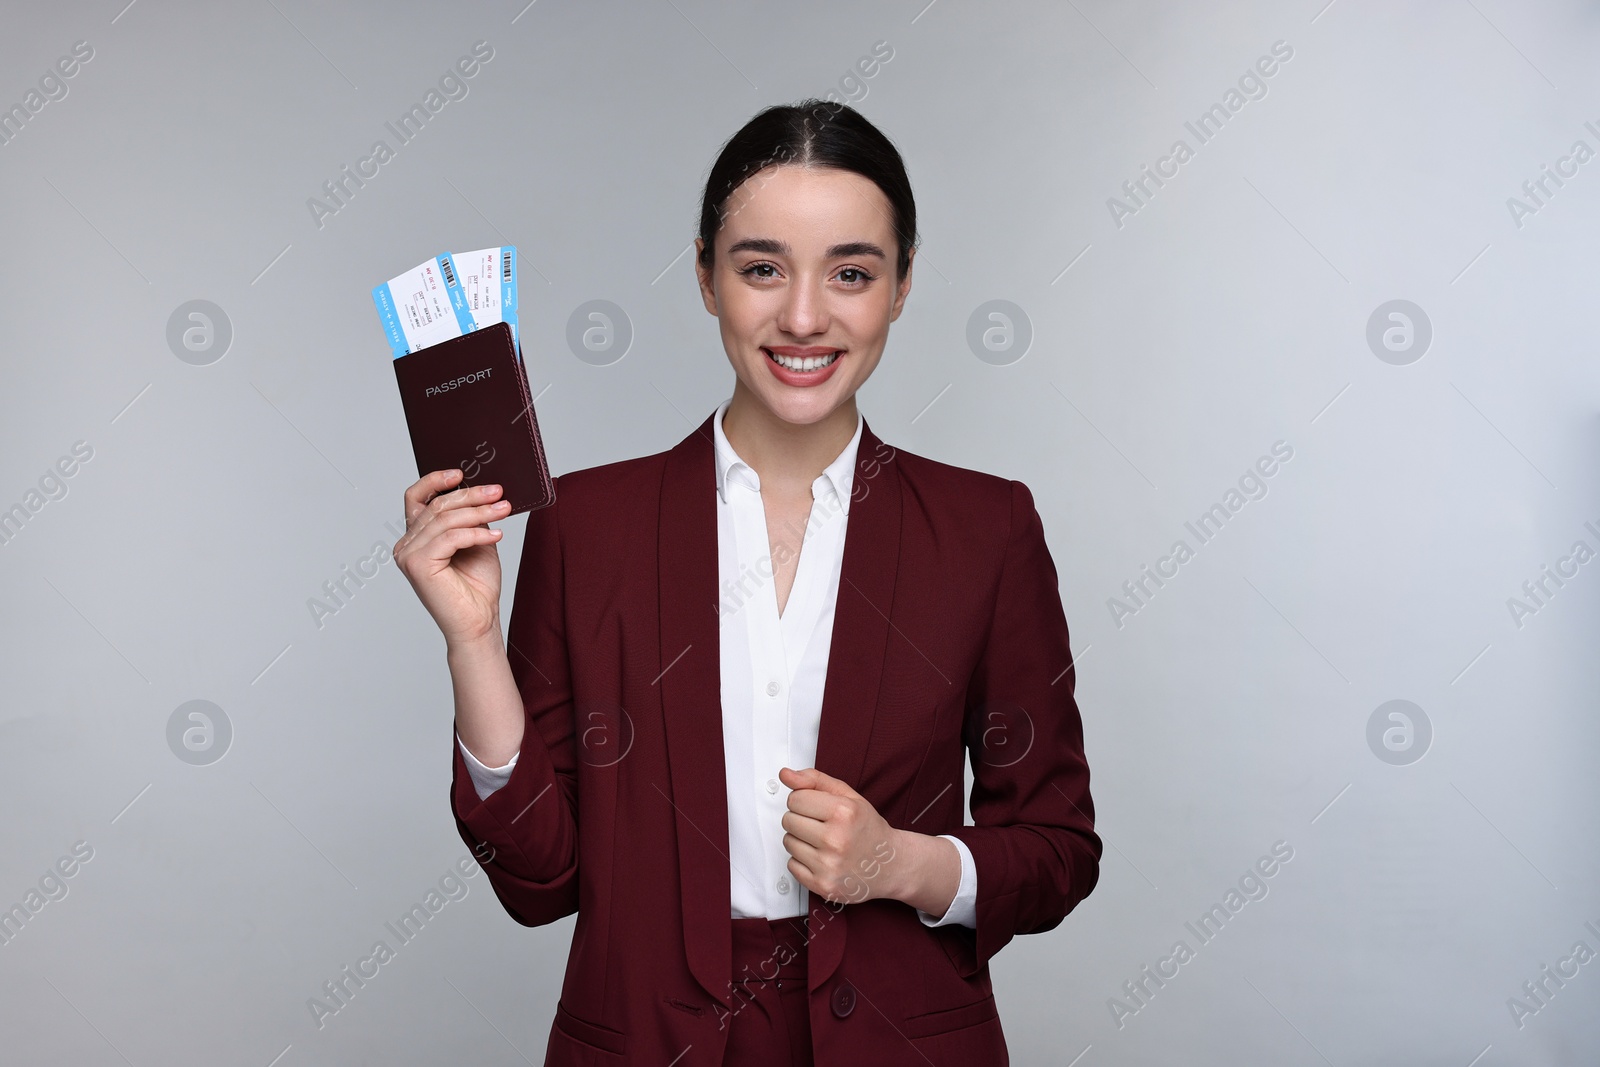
[393,98,1100,1066]
[692,105,916,470]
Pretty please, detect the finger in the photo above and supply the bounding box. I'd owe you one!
[777,767,817,797]
[777,767,844,793]
[784,789,840,823]
[424,525,504,559]
[796,767,855,798]
[412,499,513,544]
[785,856,820,898]
[399,522,502,576]
[404,468,464,518]
[408,482,505,532]
[780,765,851,798]
[404,479,496,533]
[780,809,829,848]
[783,841,824,884]
[782,833,823,868]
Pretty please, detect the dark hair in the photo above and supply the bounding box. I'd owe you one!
[696,98,918,281]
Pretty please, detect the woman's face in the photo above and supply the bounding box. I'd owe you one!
[695,164,913,428]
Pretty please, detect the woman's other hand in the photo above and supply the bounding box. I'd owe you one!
[394,469,511,648]
[781,766,956,914]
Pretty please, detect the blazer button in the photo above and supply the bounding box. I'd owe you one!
[831,982,856,1018]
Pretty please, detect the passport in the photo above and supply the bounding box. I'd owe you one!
[390,320,554,515]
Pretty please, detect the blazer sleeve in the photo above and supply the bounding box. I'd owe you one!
[449,482,580,927]
[946,478,1102,976]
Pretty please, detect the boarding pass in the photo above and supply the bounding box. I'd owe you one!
[372,246,519,359]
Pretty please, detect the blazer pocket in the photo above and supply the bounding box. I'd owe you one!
[903,993,999,1039]
[554,999,627,1055]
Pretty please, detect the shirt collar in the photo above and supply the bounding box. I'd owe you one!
[712,396,864,516]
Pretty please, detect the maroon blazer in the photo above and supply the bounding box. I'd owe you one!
[450,411,1100,1065]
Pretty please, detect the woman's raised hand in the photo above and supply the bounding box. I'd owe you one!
[394,469,511,647]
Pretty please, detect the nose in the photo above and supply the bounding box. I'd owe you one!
[776,273,829,339]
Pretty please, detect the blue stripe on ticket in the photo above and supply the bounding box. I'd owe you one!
[372,281,408,359]
[372,253,477,359]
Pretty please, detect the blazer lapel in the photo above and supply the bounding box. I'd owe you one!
[806,417,901,990]
[658,412,730,1007]
[657,412,903,1003]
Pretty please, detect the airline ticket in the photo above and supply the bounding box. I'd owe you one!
[372,253,477,359]
[452,245,520,356]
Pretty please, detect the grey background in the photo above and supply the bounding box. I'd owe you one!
[2,1,1596,1064]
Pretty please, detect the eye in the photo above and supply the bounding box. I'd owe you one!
[736,261,779,280]
[836,266,874,286]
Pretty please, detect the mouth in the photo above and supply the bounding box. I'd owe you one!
[762,347,842,373]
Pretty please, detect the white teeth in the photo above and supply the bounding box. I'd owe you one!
[767,350,838,372]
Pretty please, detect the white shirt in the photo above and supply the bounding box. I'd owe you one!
[457,398,977,928]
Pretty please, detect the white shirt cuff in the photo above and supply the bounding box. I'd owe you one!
[457,732,518,801]
[917,834,978,929]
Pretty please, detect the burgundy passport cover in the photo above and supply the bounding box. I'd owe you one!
[391,321,554,514]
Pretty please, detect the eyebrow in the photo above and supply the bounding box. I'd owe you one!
[725,237,887,261]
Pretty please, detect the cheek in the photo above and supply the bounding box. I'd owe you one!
[715,290,756,335]
[837,294,892,343]
[718,282,778,336]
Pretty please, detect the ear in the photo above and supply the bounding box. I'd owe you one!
[888,247,914,323]
[694,237,718,316]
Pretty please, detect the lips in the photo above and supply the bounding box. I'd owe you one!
[761,346,845,387]
[763,346,841,371]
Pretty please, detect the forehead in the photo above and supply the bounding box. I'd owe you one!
[719,165,894,251]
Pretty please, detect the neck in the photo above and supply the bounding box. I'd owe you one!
[721,380,858,496]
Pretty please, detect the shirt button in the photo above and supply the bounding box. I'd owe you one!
[766,778,778,794]
[831,982,857,1018]
[777,876,790,894]
[766,679,781,697]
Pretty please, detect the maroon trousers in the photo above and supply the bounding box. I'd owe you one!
[721,917,813,1066]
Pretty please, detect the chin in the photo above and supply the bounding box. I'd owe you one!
[758,386,844,426]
